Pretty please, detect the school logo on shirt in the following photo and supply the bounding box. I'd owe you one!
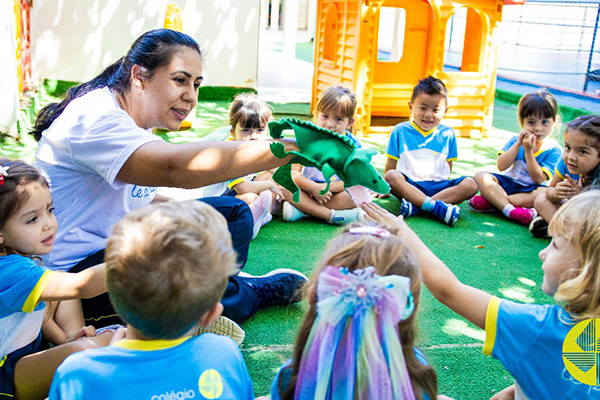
[563,318,600,386]
[198,369,223,399]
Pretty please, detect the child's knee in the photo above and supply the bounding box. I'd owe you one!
[384,169,406,186]
[461,177,479,195]
[533,191,548,209]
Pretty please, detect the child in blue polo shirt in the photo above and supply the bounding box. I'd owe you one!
[384,76,478,226]
[530,115,600,237]
[470,90,562,226]
[49,201,254,400]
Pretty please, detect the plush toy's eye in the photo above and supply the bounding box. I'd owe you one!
[372,179,377,184]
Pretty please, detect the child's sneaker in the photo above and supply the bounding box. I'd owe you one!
[249,191,273,239]
[468,195,495,212]
[239,269,309,311]
[282,202,305,222]
[399,198,419,218]
[197,315,245,345]
[328,208,365,225]
[431,200,460,227]
[529,216,549,238]
[509,207,537,226]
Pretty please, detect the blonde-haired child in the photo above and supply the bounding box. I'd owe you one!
[0,158,111,400]
[267,223,442,400]
[281,85,366,225]
[471,90,562,226]
[531,115,600,237]
[50,201,255,399]
[203,93,282,238]
[363,189,600,399]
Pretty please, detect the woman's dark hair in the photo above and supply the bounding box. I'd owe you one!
[31,29,202,141]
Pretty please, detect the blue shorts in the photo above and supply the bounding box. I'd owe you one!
[400,175,468,197]
[0,332,46,398]
[492,173,543,195]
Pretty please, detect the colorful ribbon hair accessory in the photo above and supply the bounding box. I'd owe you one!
[348,226,390,238]
[0,166,9,186]
[294,266,416,400]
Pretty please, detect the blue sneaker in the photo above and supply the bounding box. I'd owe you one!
[431,200,460,226]
[239,269,308,310]
[399,199,419,218]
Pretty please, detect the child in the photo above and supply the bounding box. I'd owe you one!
[267,224,439,400]
[530,115,600,238]
[470,89,562,226]
[49,201,255,399]
[280,85,367,225]
[0,158,111,400]
[384,76,478,227]
[203,93,282,238]
[362,189,600,399]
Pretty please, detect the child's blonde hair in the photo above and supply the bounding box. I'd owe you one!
[549,189,600,322]
[228,93,272,134]
[315,85,357,121]
[105,201,238,339]
[517,89,558,127]
[278,223,437,400]
[0,158,50,256]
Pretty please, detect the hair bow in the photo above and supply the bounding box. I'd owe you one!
[0,166,9,186]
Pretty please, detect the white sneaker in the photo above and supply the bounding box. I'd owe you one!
[249,191,273,239]
[328,208,365,225]
[282,201,305,222]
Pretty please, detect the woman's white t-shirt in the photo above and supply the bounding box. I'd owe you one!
[33,87,162,271]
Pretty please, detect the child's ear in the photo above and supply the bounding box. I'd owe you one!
[198,302,223,328]
[346,118,355,131]
[408,101,413,113]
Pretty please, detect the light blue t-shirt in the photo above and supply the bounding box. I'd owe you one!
[49,333,254,400]
[484,297,600,399]
[498,136,562,186]
[385,121,458,182]
[0,254,54,359]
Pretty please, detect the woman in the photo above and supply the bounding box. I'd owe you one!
[32,28,306,326]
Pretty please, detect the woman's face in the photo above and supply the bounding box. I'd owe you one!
[133,47,203,131]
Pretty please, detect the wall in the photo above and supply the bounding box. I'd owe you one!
[29,0,261,87]
[0,0,19,136]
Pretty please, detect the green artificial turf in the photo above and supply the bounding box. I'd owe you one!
[1,83,566,399]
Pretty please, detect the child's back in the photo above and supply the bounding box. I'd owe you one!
[49,201,254,400]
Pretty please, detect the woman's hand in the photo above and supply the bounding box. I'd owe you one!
[361,202,407,236]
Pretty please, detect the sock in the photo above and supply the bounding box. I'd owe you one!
[421,197,435,212]
[502,204,515,218]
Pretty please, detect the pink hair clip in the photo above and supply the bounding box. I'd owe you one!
[348,226,390,238]
[0,166,8,186]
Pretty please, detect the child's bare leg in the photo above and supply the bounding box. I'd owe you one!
[14,332,113,400]
[322,191,357,210]
[490,384,515,400]
[473,172,510,210]
[432,177,478,204]
[384,170,427,207]
[280,188,332,221]
[236,192,259,206]
[508,187,545,208]
[533,191,559,222]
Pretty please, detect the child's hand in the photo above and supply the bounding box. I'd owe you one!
[555,175,581,199]
[309,184,332,204]
[267,182,283,198]
[521,132,536,152]
[109,327,128,345]
[361,202,407,235]
[65,325,97,343]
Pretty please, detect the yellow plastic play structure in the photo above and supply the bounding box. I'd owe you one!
[312,0,520,138]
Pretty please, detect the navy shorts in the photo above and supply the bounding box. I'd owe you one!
[491,173,543,195]
[0,332,46,399]
[401,175,469,197]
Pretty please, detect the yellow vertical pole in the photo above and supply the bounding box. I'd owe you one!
[164,2,193,130]
[14,0,22,95]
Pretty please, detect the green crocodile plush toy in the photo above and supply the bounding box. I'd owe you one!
[268,117,390,203]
